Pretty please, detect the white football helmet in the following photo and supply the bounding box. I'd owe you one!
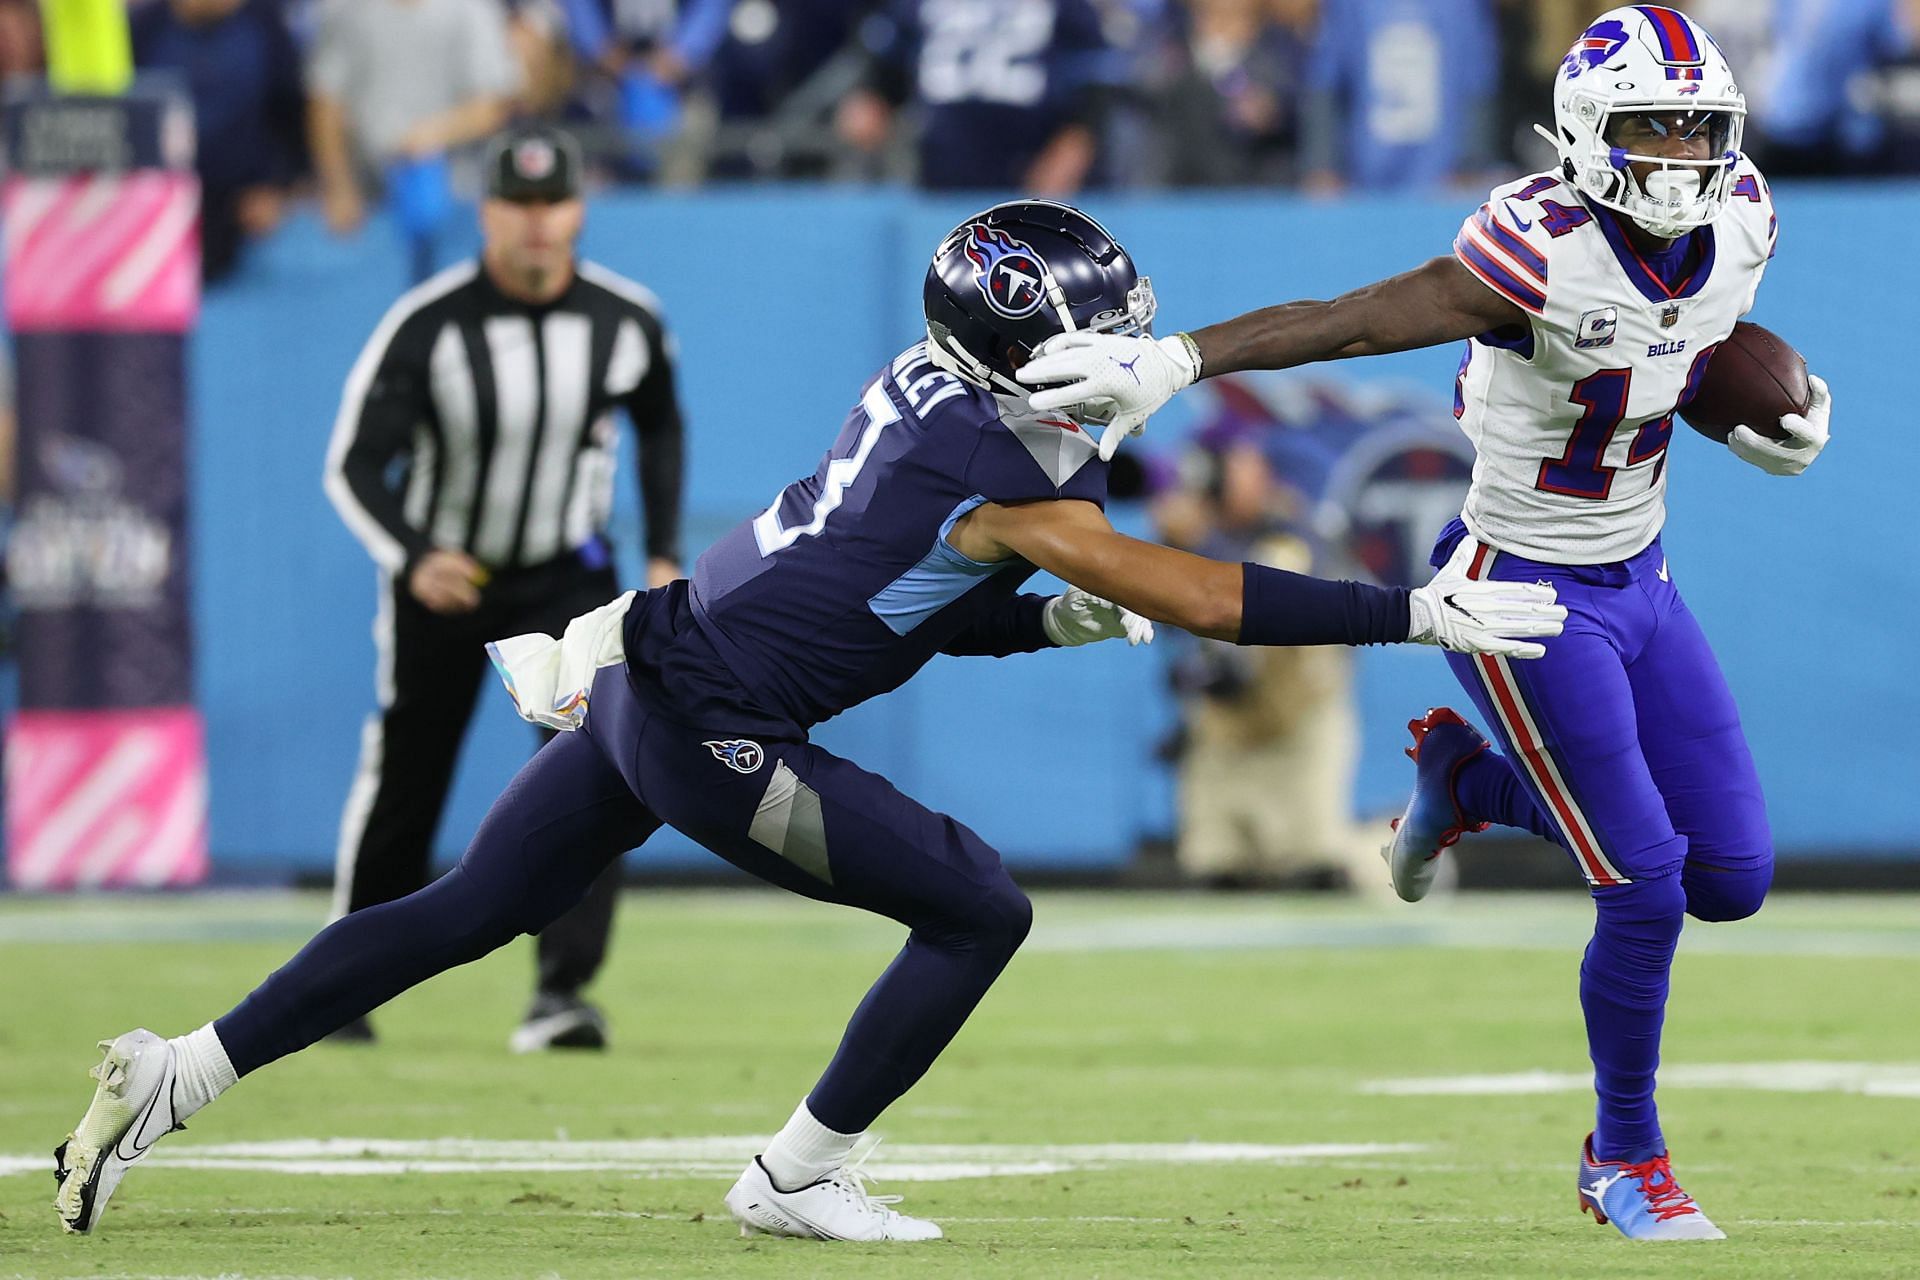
[1541,6,1746,239]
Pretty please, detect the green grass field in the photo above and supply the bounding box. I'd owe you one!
[3,889,1917,1279]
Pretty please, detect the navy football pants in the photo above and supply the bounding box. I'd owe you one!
[218,665,1030,1134]
[1442,534,1772,1162]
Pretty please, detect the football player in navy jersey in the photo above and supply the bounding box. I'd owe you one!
[53,202,1563,1244]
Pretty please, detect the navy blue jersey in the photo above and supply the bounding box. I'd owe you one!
[627,343,1107,736]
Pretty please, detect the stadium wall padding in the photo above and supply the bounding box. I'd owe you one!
[186,183,1912,872]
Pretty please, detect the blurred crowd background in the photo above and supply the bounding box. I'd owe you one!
[2,0,1920,282]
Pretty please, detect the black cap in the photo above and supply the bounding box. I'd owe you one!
[485,123,582,202]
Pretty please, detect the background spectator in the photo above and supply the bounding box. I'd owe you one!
[542,0,734,178]
[502,1,578,118]
[1299,0,1499,193]
[1856,0,1920,171]
[19,2,1920,282]
[1756,0,1918,175]
[305,0,520,277]
[836,0,1133,194]
[694,0,874,179]
[1156,436,1379,892]
[0,0,44,90]
[131,0,307,283]
[1153,0,1315,187]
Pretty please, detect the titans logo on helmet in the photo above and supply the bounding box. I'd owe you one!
[964,224,1048,320]
[704,739,764,773]
[1561,19,1629,78]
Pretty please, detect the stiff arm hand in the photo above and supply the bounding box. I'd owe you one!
[1017,332,1200,460]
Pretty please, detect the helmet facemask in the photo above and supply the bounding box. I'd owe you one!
[1583,105,1743,239]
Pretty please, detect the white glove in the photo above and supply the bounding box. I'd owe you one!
[1729,374,1830,477]
[1042,588,1156,647]
[1407,576,1565,660]
[1017,331,1201,461]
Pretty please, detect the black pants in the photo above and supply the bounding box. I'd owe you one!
[334,554,623,998]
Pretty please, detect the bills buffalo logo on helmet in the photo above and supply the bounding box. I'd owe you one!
[1562,19,1629,78]
[704,739,764,773]
[964,224,1048,320]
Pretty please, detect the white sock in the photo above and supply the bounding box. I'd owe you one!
[167,1023,237,1122]
[759,1101,859,1190]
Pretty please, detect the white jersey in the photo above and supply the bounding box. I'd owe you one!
[1449,158,1778,564]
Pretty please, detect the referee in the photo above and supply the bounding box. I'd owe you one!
[323,122,684,1052]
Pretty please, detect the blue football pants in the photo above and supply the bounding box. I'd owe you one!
[1442,534,1773,1162]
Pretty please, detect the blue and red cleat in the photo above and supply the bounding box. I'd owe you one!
[1578,1134,1725,1240]
[1380,708,1490,902]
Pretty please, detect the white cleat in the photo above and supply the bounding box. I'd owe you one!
[53,1029,182,1235]
[724,1154,944,1242]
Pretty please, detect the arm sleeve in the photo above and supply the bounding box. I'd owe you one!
[322,314,436,574]
[939,593,1057,657]
[1235,563,1410,648]
[623,316,686,564]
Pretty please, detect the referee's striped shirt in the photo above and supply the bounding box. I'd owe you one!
[324,258,684,574]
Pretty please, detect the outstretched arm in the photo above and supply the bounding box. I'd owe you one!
[952,500,1563,657]
[954,500,1244,638]
[1017,257,1525,458]
[1190,255,1525,375]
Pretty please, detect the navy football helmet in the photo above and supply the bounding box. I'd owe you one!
[924,199,1155,402]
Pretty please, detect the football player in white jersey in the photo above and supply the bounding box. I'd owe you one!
[1017,4,1831,1242]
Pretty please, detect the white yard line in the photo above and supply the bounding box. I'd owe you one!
[0,1136,1425,1182]
[1362,1061,1920,1097]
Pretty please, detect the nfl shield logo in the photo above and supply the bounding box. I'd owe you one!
[1659,302,1681,328]
[513,138,557,180]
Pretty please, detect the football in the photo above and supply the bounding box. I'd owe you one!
[1679,321,1810,443]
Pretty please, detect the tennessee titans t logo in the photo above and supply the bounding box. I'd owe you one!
[704,739,764,773]
[1562,19,1628,78]
[964,224,1048,320]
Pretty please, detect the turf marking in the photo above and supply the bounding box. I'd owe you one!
[1361,1061,1920,1097]
[0,1136,1424,1182]
[9,891,1920,958]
